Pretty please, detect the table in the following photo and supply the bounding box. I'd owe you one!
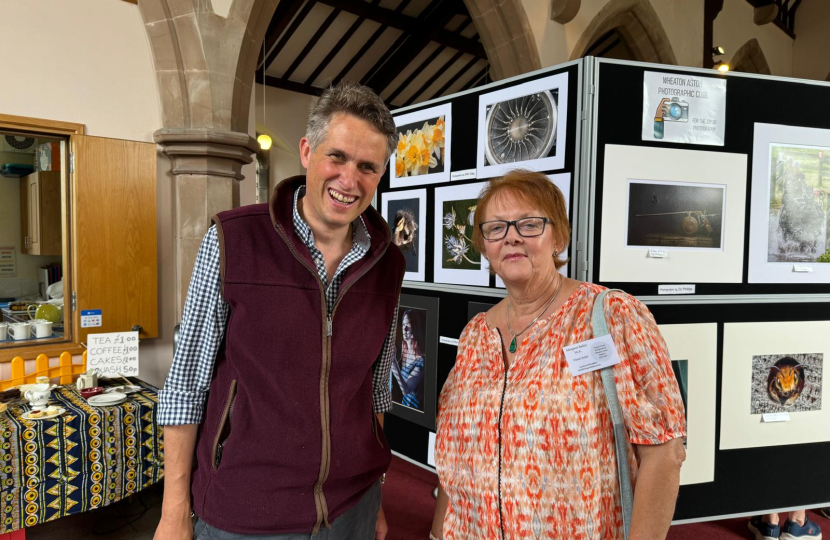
[0,379,163,536]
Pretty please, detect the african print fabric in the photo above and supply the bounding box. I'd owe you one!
[0,380,163,533]
[435,283,686,540]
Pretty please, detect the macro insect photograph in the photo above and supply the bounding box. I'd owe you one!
[750,352,823,414]
[626,179,726,250]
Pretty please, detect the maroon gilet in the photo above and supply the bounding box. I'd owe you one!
[190,176,405,534]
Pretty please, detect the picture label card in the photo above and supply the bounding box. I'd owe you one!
[658,284,696,295]
[793,264,813,273]
[439,336,459,346]
[648,248,668,258]
[450,169,476,181]
[762,412,791,423]
[563,335,620,376]
[641,71,726,146]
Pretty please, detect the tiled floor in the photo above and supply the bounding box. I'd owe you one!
[26,483,163,540]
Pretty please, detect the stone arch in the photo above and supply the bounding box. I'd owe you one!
[570,0,677,64]
[730,38,771,75]
[462,0,542,80]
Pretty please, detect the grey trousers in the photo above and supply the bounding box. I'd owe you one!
[193,481,382,540]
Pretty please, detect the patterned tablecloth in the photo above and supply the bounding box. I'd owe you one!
[0,379,164,533]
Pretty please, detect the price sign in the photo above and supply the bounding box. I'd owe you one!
[87,331,140,377]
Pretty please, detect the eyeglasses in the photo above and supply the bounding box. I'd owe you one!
[479,217,551,240]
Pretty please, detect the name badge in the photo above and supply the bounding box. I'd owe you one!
[563,334,621,376]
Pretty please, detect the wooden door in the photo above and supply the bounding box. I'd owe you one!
[70,135,158,344]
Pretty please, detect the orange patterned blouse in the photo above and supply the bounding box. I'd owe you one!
[435,283,686,540]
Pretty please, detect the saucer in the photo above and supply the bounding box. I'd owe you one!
[23,408,65,421]
[87,392,127,407]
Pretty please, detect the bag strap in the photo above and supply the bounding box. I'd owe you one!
[591,289,633,539]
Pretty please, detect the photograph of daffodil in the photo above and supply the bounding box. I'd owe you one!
[391,104,452,188]
[395,116,445,177]
[441,198,480,271]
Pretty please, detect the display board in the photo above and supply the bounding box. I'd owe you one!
[378,57,830,524]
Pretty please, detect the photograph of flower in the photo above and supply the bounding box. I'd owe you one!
[433,182,490,286]
[750,353,822,415]
[390,103,452,188]
[477,71,569,179]
[382,189,427,281]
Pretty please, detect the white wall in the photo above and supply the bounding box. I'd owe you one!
[792,0,830,82]
[521,0,704,69]
[715,0,793,76]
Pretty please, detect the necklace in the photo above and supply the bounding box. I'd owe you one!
[506,276,563,354]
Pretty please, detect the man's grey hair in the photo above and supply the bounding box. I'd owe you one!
[306,80,397,161]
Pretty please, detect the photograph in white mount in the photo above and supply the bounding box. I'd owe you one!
[599,145,747,283]
[390,104,451,188]
[625,180,725,251]
[720,321,830,450]
[657,323,717,485]
[496,173,571,288]
[750,353,822,415]
[434,182,490,286]
[748,123,830,283]
[476,72,569,179]
[382,189,427,281]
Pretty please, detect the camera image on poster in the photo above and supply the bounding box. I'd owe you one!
[766,144,830,264]
[382,189,427,281]
[625,179,726,250]
[750,353,823,415]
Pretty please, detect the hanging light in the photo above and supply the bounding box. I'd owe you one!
[714,61,730,72]
[711,46,725,56]
[257,134,272,150]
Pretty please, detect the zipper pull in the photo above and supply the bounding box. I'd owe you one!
[327,315,332,336]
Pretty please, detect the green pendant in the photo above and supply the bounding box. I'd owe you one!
[509,336,518,353]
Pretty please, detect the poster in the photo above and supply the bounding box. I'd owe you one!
[720,321,830,450]
[748,123,830,283]
[388,294,439,430]
[0,247,15,277]
[382,189,427,281]
[477,71,569,178]
[390,104,451,188]
[641,71,726,146]
[657,323,717,486]
[433,182,490,286]
[599,145,746,283]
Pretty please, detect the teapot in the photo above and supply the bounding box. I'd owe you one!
[27,303,62,324]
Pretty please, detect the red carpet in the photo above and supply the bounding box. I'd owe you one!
[384,455,830,540]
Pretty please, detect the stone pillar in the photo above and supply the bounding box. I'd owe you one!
[154,129,259,317]
[137,0,276,316]
[462,0,541,80]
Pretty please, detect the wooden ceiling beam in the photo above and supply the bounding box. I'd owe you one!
[316,0,485,58]
[283,6,342,80]
[428,55,479,101]
[262,0,315,71]
[257,71,324,98]
[403,49,464,106]
[260,0,306,68]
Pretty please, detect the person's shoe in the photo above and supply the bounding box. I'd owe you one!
[749,516,781,540]
[781,518,822,540]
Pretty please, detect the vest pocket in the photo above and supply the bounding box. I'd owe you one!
[212,379,237,470]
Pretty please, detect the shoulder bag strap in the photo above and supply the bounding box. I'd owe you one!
[591,289,633,539]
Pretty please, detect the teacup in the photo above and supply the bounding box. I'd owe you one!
[24,383,51,409]
[8,322,31,341]
[0,323,7,341]
[31,319,53,339]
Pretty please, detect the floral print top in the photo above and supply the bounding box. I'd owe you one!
[435,283,686,540]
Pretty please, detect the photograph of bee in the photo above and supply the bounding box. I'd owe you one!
[382,189,426,281]
[433,182,490,286]
[626,179,726,250]
[750,353,823,414]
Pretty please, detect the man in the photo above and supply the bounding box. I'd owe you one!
[154,81,404,540]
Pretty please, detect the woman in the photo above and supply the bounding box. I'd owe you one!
[391,309,425,409]
[431,170,687,540]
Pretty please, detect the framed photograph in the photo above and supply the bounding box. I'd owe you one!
[476,72,569,179]
[390,104,451,188]
[720,321,830,450]
[495,173,571,288]
[658,323,717,486]
[748,123,830,283]
[599,145,747,283]
[625,180,725,251]
[388,294,439,430]
[467,301,496,324]
[382,189,427,281]
[433,182,490,286]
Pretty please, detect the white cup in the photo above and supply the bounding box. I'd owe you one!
[0,323,7,341]
[8,322,31,341]
[24,383,51,409]
[31,319,53,339]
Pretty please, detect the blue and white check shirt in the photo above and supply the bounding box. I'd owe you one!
[158,186,398,425]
